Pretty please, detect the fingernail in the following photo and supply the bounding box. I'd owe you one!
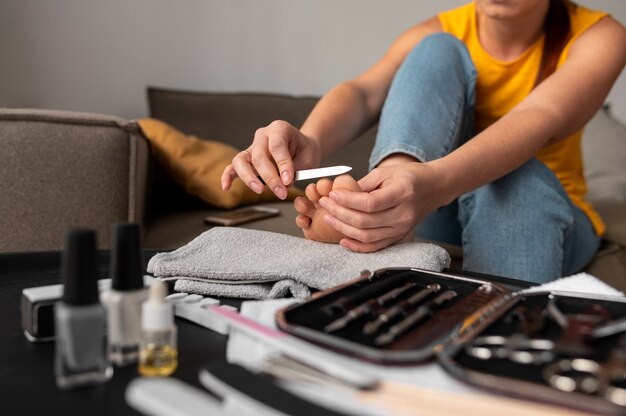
[250,181,263,194]
[274,186,287,200]
[319,197,329,209]
[281,170,291,185]
[329,191,339,201]
[323,214,333,224]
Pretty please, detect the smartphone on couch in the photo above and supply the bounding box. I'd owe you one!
[204,207,280,226]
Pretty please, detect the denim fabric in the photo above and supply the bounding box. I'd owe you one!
[369,33,600,283]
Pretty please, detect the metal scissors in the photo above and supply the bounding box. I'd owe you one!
[465,334,557,365]
[542,335,626,407]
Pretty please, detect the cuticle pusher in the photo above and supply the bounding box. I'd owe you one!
[363,284,441,336]
[374,290,458,346]
[323,282,415,333]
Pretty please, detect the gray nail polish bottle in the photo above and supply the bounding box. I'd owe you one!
[55,229,113,390]
[101,223,148,366]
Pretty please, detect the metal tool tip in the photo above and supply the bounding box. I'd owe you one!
[323,319,347,333]
[363,322,377,335]
[374,333,394,346]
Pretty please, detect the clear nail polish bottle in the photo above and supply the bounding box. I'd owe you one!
[101,223,148,366]
[55,229,113,390]
[138,281,177,376]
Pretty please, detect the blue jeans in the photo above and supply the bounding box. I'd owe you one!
[369,33,600,284]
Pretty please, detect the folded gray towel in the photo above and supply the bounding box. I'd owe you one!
[147,227,450,299]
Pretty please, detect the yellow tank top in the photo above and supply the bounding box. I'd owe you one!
[439,2,608,235]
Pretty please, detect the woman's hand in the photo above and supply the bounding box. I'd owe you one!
[221,120,321,199]
[317,160,449,252]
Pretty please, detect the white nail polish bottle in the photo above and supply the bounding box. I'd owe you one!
[101,223,148,366]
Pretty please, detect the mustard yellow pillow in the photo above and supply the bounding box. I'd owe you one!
[137,118,303,209]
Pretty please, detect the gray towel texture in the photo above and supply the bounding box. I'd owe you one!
[147,227,451,299]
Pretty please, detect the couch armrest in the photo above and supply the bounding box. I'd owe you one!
[0,109,149,251]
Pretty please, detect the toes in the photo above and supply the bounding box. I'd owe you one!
[295,214,312,230]
[305,183,322,202]
[316,178,333,197]
[333,174,361,192]
[294,196,316,217]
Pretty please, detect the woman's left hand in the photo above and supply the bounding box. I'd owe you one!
[318,161,447,252]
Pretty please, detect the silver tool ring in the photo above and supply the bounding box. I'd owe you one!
[509,338,555,365]
[466,336,508,360]
[543,358,600,394]
[467,335,555,364]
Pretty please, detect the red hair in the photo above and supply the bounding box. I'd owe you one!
[534,0,575,87]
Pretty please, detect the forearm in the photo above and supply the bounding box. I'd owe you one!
[430,107,558,205]
[432,18,626,205]
[301,81,378,159]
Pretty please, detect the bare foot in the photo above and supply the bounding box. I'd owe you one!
[294,175,361,243]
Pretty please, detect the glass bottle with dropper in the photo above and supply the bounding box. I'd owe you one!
[138,280,177,376]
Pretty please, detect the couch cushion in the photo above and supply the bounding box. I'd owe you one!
[147,88,317,151]
[138,118,302,209]
[147,87,376,182]
[582,105,626,202]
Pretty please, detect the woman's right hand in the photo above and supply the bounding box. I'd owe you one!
[221,120,321,199]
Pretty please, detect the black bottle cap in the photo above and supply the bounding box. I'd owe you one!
[61,229,99,306]
[110,223,143,291]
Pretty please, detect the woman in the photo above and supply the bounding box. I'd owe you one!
[221,0,626,283]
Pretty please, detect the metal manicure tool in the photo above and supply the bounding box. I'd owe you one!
[323,282,415,333]
[545,298,612,356]
[466,334,558,365]
[363,284,441,336]
[465,296,621,368]
[465,298,607,365]
[592,316,626,338]
[375,290,458,346]
[543,334,626,407]
[322,272,411,316]
[466,301,561,365]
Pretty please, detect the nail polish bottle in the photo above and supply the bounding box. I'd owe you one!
[101,223,148,366]
[55,229,113,390]
[138,281,177,376]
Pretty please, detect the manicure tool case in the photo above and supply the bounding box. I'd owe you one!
[275,267,509,363]
[438,290,626,415]
[276,268,626,414]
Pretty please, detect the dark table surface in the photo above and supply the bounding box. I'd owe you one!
[0,250,231,416]
[0,251,533,415]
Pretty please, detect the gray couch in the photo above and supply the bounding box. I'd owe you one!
[2,87,625,291]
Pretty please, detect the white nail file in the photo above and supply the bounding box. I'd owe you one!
[166,292,236,335]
